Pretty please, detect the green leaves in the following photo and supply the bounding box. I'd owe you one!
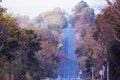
[0,6,62,80]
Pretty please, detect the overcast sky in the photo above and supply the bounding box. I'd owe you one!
[0,0,108,18]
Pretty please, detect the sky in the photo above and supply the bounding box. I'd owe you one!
[0,0,108,18]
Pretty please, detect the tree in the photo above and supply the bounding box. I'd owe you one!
[73,1,95,78]
[76,27,107,78]
[0,7,41,80]
[94,0,120,79]
[34,29,62,79]
[70,1,95,44]
[34,8,67,34]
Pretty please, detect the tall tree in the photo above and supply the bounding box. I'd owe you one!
[94,0,120,79]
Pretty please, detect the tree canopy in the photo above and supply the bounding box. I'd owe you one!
[0,7,62,80]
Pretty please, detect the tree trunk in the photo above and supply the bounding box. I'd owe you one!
[26,72,32,80]
[10,74,14,80]
[4,73,9,80]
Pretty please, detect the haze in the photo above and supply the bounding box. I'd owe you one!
[1,0,107,18]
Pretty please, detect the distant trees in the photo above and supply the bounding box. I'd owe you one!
[71,1,95,78]
[15,15,32,29]
[34,8,67,34]
[70,1,94,34]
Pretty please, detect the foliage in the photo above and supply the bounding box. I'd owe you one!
[35,29,62,78]
[34,8,67,34]
[70,1,94,27]
[70,1,95,48]
[15,15,32,29]
[94,0,120,79]
[74,1,89,12]
[75,27,104,75]
[73,1,95,78]
[0,7,62,80]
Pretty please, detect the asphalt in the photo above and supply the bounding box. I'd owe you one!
[60,23,78,78]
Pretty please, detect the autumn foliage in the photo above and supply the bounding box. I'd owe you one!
[0,7,62,80]
[94,0,120,79]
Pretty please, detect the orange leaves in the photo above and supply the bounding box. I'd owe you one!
[0,13,3,21]
[0,10,16,27]
[40,41,57,55]
[0,8,6,21]
[5,15,16,26]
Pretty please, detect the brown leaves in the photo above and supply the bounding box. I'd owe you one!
[93,0,120,78]
[40,41,56,55]
[96,0,120,43]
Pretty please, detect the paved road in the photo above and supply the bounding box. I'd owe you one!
[60,23,78,78]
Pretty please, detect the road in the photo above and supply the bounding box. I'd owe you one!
[60,23,78,78]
